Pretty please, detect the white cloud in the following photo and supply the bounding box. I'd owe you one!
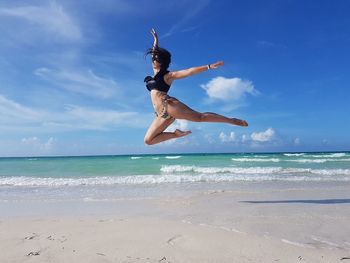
[251,128,275,142]
[241,134,249,143]
[21,137,39,144]
[0,2,82,42]
[219,131,236,143]
[204,133,216,144]
[201,76,259,102]
[166,119,190,132]
[62,105,147,130]
[35,67,119,98]
[294,138,300,145]
[0,94,44,123]
[161,0,210,38]
[0,94,148,132]
[22,136,56,152]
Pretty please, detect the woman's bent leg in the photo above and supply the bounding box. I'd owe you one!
[144,117,191,145]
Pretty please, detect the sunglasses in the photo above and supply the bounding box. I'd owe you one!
[152,56,161,63]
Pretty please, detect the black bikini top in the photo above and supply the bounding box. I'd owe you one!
[144,70,170,93]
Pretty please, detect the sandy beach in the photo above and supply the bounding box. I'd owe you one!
[1,215,347,263]
[1,181,350,263]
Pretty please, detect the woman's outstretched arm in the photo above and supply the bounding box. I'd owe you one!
[167,61,224,81]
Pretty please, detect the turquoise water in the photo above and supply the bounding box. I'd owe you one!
[0,152,350,186]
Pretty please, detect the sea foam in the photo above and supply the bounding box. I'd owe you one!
[231,158,281,162]
[2,166,350,187]
[165,156,182,159]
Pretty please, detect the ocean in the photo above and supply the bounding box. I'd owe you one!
[1,152,350,202]
[1,152,350,185]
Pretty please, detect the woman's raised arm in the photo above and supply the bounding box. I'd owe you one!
[151,28,158,49]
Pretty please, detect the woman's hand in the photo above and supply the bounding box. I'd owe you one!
[151,28,158,48]
[151,28,158,40]
[210,61,224,69]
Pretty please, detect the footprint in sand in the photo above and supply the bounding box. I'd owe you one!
[167,234,184,246]
[27,251,41,256]
[24,233,39,240]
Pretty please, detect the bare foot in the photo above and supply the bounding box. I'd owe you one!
[174,129,192,138]
[232,118,248,127]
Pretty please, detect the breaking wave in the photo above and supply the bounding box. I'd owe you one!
[2,165,350,187]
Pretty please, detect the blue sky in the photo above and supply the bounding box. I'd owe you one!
[0,0,349,156]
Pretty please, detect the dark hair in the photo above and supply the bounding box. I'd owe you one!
[146,46,171,70]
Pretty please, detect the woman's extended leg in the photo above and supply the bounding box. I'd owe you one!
[144,117,191,145]
[167,99,248,126]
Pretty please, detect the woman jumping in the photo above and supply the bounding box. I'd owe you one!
[144,29,248,145]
